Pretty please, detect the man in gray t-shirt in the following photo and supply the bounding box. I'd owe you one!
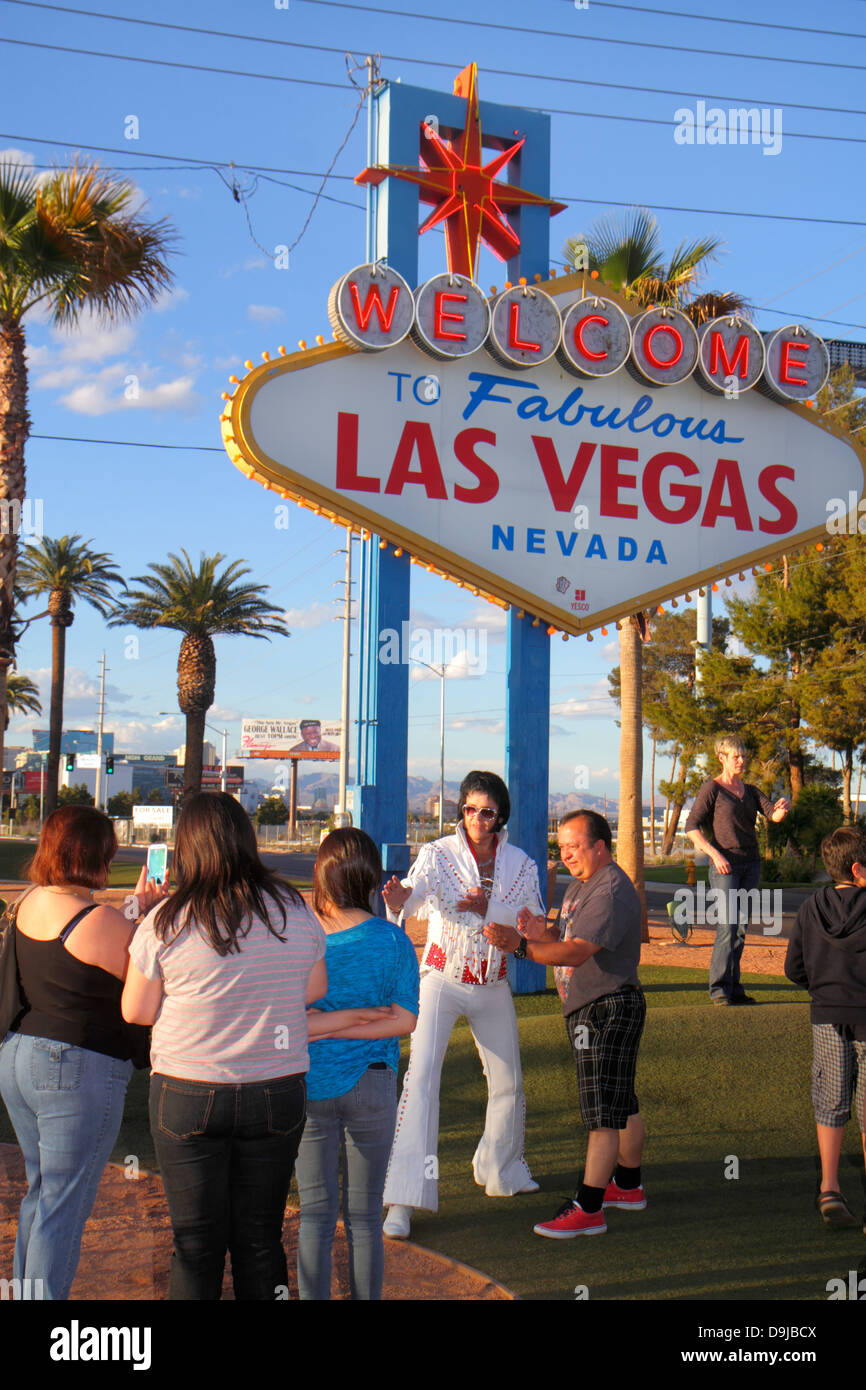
[484,810,646,1239]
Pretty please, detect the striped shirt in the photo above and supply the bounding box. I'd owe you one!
[129,892,326,1083]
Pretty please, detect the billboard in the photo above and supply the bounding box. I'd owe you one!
[241,719,342,759]
[32,730,116,755]
[222,273,865,636]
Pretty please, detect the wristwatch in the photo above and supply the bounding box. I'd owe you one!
[514,935,528,960]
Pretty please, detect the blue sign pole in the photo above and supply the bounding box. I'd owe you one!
[352,77,555,989]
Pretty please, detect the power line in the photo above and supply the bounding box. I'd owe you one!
[29,433,224,451]
[4,133,865,236]
[5,35,866,147]
[0,35,352,89]
[295,0,866,72]
[3,0,863,117]
[571,0,866,42]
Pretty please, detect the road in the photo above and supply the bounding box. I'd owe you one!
[114,847,812,939]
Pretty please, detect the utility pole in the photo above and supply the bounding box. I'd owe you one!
[94,652,107,811]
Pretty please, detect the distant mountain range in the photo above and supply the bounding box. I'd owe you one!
[248,770,619,815]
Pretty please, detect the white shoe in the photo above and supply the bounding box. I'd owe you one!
[517,1180,540,1194]
[383,1204,412,1239]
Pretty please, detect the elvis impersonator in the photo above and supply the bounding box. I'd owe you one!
[380,770,542,1240]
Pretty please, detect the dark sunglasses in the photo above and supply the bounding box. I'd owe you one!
[463,806,498,823]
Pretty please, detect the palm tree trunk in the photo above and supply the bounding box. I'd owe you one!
[0,316,30,791]
[44,621,66,818]
[618,618,648,943]
[183,709,206,799]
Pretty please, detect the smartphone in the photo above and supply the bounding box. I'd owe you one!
[146,843,169,885]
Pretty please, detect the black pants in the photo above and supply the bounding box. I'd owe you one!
[150,1071,306,1300]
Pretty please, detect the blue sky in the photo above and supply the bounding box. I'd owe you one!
[2,0,864,799]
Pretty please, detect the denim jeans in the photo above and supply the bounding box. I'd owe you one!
[0,1031,132,1300]
[295,1065,397,1300]
[707,859,762,1000]
[150,1071,306,1301]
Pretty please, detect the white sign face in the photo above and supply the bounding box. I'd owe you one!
[224,282,865,634]
[132,805,173,827]
[240,718,342,758]
[76,753,102,770]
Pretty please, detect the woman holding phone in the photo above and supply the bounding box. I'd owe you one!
[123,793,364,1300]
[380,770,543,1240]
[295,828,419,1299]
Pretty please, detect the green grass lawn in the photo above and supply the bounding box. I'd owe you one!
[2,965,862,1302]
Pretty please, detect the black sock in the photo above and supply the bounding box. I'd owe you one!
[576,1182,605,1214]
[613,1163,641,1190]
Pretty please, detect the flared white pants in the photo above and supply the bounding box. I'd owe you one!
[383,971,533,1211]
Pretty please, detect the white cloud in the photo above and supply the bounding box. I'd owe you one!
[449,716,505,734]
[60,372,198,416]
[466,604,508,632]
[209,705,242,722]
[52,318,136,363]
[282,603,334,632]
[247,304,285,323]
[603,641,619,662]
[0,147,35,167]
[152,286,190,313]
[11,667,133,725]
[550,698,592,717]
[35,363,89,390]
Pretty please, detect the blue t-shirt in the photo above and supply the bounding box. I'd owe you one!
[306,917,420,1102]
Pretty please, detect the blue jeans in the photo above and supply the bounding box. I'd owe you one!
[150,1071,306,1301]
[0,1031,132,1300]
[707,860,762,1000]
[295,1065,398,1300]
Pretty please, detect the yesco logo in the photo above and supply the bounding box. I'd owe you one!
[49,1321,152,1371]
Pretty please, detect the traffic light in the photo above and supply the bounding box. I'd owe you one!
[65,753,74,772]
[106,754,114,775]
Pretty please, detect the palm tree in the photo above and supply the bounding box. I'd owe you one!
[564,209,750,937]
[108,551,290,798]
[5,671,41,729]
[17,536,123,817]
[0,157,175,786]
[564,207,750,320]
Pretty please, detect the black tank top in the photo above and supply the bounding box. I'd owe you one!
[14,902,140,1062]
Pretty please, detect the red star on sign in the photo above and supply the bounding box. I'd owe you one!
[356,64,566,281]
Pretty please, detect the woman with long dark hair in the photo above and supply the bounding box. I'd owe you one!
[380,770,543,1240]
[0,806,157,1299]
[122,793,381,1301]
[295,828,419,1299]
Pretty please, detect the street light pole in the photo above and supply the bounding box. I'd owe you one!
[412,658,446,837]
[94,651,107,811]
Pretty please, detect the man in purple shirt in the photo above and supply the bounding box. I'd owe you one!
[484,810,646,1238]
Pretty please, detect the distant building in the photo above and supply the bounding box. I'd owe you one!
[425,794,459,819]
[31,729,115,756]
[174,741,217,767]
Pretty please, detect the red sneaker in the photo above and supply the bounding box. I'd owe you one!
[602,1181,646,1211]
[533,1200,606,1239]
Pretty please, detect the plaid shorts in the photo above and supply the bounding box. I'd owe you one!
[565,986,646,1131]
[811,1023,866,1130]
